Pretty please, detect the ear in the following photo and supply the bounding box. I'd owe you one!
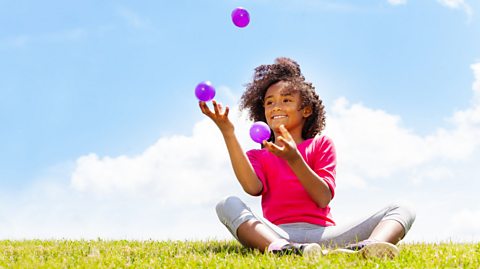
[302,106,312,118]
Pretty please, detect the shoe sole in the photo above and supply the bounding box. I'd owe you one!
[361,242,399,259]
[302,243,325,257]
[327,242,399,259]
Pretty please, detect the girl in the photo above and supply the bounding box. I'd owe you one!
[199,57,415,258]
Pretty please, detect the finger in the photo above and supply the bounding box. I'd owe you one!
[201,102,217,119]
[276,136,293,149]
[212,100,220,115]
[275,136,290,150]
[199,101,210,115]
[279,125,293,140]
[224,106,230,117]
[263,141,276,153]
[217,102,223,111]
[265,141,283,152]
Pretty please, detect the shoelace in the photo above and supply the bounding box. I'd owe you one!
[271,244,303,255]
[344,239,378,251]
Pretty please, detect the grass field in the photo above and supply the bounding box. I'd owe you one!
[1,240,479,268]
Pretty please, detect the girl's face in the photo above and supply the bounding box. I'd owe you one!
[263,81,312,141]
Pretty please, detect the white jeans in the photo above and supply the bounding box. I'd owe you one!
[216,196,416,247]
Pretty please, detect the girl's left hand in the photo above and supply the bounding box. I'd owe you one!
[263,125,301,162]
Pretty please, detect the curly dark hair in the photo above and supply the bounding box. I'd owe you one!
[239,57,326,141]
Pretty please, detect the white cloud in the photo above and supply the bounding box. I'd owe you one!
[324,62,480,242]
[437,0,474,20]
[451,209,480,235]
[387,0,407,6]
[326,95,480,189]
[116,7,151,29]
[70,100,259,207]
[2,64,480,242]
[439,0,469,9]
[385,0,474,20]
[326,63,480,190]
[326,98,428,183]
[0,100,259,240]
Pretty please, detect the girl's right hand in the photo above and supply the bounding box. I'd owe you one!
[199,100,234,134]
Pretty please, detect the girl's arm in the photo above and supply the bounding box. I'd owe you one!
[286,151,332,208]
[199,101,263,196]
[263,125,332,208]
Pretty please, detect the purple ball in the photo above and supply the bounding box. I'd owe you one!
[195,81,216,102]
[231,7,250,28]
[250,121,271,143]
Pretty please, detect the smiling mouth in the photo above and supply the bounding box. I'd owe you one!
[271,115,287,120]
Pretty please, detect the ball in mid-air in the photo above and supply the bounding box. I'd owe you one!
[250,121,271,143]
[195,81,216,102]
[231,7,250,28]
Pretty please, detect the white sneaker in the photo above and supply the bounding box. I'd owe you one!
[360,241,399,259]
[271,242,323,257]
[327,240,399,259]
[298,243,324,257]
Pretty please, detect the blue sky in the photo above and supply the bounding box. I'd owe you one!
[1,0,480,241]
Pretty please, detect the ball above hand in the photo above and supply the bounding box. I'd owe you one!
[195,81,216,102]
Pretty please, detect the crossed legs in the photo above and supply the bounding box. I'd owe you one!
[216,196,415,252]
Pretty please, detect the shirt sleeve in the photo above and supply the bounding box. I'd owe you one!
[313,136,337,199]
[246,149,267,195]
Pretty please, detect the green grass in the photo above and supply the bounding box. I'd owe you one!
[1,240,479,268]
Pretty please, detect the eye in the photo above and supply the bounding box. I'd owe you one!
[264,100,273,106]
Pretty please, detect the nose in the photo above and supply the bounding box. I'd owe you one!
[272,105,281,110]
